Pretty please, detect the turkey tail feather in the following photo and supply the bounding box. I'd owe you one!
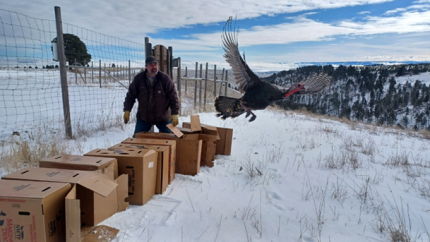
[300,73,331,94]
[215,96,245,120]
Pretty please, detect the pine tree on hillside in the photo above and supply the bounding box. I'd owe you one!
[396,65,407,77]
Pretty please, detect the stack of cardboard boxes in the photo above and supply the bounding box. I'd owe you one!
[0,115,232,242]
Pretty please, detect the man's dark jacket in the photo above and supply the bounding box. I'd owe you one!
[123,70,179,124]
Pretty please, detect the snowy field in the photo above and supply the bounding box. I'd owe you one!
[0,68,134,142]
[1,68,430,241]
[396,71,430,85]
[16,109,427,242]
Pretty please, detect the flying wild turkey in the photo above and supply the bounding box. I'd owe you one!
[215,17,331,122]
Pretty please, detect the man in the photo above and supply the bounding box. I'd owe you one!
[123,56,179,136]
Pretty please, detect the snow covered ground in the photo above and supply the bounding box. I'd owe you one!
[1,67,430,241]
[395,71,430,85]
[37,109,430,242]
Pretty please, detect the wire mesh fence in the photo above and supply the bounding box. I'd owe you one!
[0,8,241,143]
[0,8,145,142]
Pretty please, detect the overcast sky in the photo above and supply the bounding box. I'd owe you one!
[2,0,430,71]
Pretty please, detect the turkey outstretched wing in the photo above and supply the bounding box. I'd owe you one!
[222,17,262,94]
[298,73,331,94]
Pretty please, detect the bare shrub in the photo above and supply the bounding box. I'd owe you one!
[384,151,409,167]
[331,178,348,205]
[243,159,259,179]
[356,177,371,203]
[417,178,430,199]
[374,191,412,242]
[322,150,360,171]
[263,147,284,163]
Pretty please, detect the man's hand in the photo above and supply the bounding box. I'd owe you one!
[170,114,179,127]
[123,111,130,124]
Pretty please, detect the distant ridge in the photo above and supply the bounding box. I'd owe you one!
[295,60,430,67]
[255,60,430,76]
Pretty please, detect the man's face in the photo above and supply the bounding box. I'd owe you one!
[146,62,159,77]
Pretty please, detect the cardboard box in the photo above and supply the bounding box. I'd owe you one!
[1,168,118,227]
[183,120,233,156]
[39,155,128,217]
[182,122,219,167]
[182,121,219,137]
[121,138,176,183]
[135,128,202,176]
[198,134,218,167]
[39,154,118,180]
[84,148,157,205]
[0,179,71,242]
[215,127,233,155]
[108,143,170,194]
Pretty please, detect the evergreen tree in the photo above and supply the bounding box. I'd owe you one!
[52,33,92,66]
[396,65,407,77]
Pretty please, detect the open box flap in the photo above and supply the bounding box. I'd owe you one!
[115,174,129,212]
[177,127,200,134]
[66,185,81,242]
[166,124,184,138]
[182,121,220,140]
[190,115,202,131]
[78,172,118,197]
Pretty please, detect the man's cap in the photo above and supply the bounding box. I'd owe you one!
[145,56,158,65]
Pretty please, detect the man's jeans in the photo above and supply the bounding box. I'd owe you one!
[133,118,172,137]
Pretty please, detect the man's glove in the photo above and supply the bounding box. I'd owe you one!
[170,114,179,127]
[123,111,130,124]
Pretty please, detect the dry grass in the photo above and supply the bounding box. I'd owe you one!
[0,135,69,175]
[0,112,124,176]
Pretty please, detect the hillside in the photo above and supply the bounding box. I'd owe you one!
[262,63,430,130]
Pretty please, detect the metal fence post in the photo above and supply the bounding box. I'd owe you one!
[225,70,228,96]
[213,65,217,97]
[128,60,131,85]
[54,6,73,138]
[185,67,188,96]
[199,64,202,111]
[99,60,101,88]
[219,68,225,96]
[204,62,208,111]
[194,62,198,110]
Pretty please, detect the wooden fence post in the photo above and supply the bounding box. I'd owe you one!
[177,57,182,115]
[54,6,72,138]
[168,46,173,78]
